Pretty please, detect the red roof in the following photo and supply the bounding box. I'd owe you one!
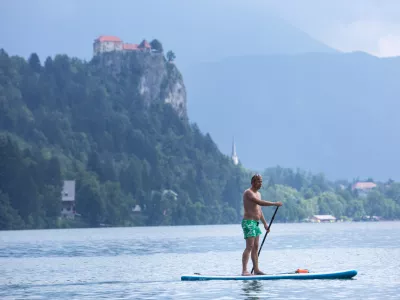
[352,182,377,190]
[96,35,122,42]
[139,39,151,49]
[123,43,139,50]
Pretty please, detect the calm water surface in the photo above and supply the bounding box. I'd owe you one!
[1,221,400,299]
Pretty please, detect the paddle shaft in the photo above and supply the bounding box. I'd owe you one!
[251,206,279,274]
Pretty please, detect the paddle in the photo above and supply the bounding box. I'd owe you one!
[251,206,279,274]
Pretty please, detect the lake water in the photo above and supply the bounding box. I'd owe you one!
[1,221,400,299]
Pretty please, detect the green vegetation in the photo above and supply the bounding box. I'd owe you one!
[259,167,400,222]
[166,51,176,62]
[150,39,163,53]
[0,48,399,230]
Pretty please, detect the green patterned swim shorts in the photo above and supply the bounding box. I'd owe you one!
[241,219,262,239]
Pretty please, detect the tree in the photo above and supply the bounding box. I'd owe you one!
[76,175,105,226]
[102,181,131,225]
[150,39,163,52]
[28,53,41,73]
[44,56,53,72]
[385,182,400,205]
[365,190,383,217]
[166,50,176,62]
[0,190,24,230]
[45,157,62,186]
[41,184,62,219]
[221,171,242,218]
[346,199,366,220]
[87,150,102,178]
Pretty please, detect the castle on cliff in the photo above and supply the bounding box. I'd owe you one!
[93,35,154,56]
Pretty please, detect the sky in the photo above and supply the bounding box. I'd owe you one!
[1,0,400,61]
[263,0,400,57]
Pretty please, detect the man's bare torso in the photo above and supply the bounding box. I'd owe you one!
[243,188,262,220]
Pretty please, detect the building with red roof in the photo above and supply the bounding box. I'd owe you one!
[138,39,151,52]
[351,182,377,191]
[93,35,123,55]
[123,43,139,51]
[97,36,122,42]
[93,35,153,55]
[351,181,377,197]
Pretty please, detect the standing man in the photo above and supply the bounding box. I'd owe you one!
[241,174,282,276]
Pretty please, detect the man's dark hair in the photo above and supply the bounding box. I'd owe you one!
[251,174,262,184]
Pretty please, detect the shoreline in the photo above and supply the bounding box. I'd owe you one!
[1,219,400,232]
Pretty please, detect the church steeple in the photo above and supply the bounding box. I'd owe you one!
[231,137,239,165]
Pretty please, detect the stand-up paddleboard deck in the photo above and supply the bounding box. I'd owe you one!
[181,269,357,281]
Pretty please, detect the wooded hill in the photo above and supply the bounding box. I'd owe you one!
[1,48,399,230]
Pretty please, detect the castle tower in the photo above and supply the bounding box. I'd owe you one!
[231,137,239,165]
[93,35,123,56]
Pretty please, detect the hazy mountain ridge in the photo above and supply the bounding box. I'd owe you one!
[184,51,400,180]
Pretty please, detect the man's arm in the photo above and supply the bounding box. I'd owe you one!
[245,190,282,207]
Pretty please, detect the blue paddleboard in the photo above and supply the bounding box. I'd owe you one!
[181,269,357,281]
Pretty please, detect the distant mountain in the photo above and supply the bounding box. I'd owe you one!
[163,4,338,67]
[183,51,400,181]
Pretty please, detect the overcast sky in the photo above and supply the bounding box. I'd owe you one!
[263,0,400,57]
[1,0,400,59]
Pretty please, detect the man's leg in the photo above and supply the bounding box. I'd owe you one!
[242,237,255,276]
[251,235,265,275]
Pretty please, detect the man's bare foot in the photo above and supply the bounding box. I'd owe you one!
[254,270,265,275]
[241,271,251,276]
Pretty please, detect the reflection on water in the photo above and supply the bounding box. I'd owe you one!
[242,280,263,300]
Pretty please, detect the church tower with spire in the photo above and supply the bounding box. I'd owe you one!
[231,137,239,165]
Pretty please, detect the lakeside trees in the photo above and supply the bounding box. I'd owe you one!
[0,49,399,230]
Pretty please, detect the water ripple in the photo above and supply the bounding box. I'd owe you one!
[1,222,400,299]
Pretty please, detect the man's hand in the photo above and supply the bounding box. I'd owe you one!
[275,202,283,207]
[264,223,270,233]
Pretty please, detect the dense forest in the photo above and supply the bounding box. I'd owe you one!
[0,47,399,230]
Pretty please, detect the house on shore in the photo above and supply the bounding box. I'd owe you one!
[311,215,336,223]
[61,180,76,219]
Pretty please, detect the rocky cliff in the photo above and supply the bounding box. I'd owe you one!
[95,51,187,119]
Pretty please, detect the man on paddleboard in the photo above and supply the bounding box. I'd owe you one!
[241,174,282,276]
